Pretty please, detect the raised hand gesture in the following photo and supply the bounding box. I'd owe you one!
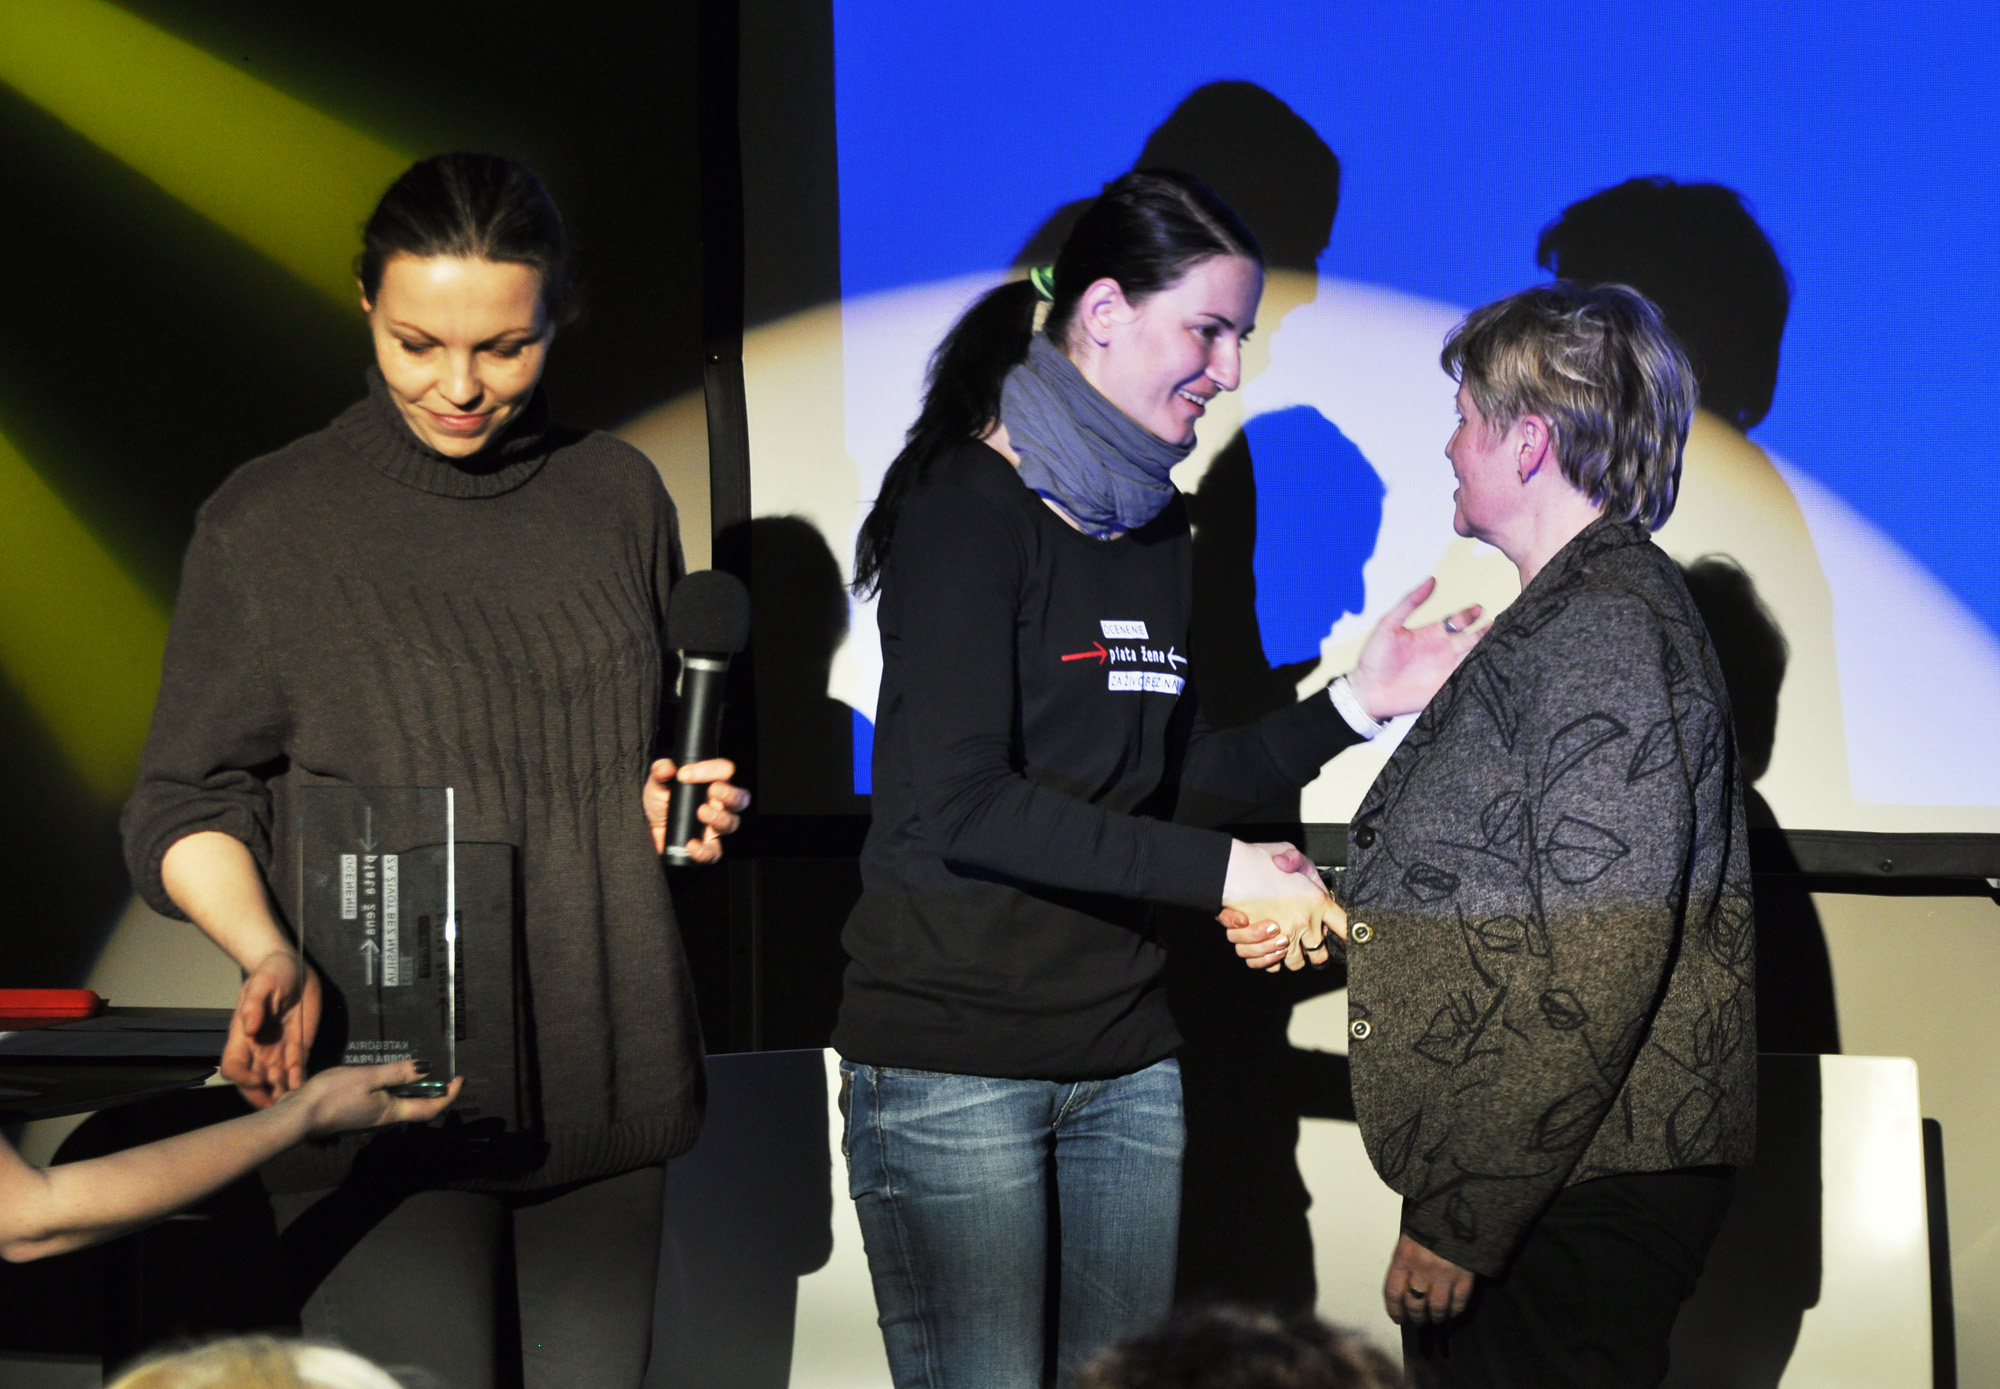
[1345,577,1486,721]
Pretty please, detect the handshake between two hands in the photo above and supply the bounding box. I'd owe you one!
[1210,578,1487,974]
[1219,838,1483,1322]
[1219,840,1346,973]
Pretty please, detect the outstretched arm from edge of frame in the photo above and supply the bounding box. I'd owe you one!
[0,1061,457,1262]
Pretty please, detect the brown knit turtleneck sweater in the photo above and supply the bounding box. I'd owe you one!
[123,370,703,1191]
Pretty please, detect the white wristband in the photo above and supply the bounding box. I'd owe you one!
[1328,675,1386,739]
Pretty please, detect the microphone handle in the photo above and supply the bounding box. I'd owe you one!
[665,654,730,866]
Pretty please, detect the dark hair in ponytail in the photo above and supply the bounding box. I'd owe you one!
[359,152,579,326]
[850,169,1260,595]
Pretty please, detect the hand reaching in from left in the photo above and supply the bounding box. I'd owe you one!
[646,757,752,862]
[288,1060,462,1136]
[1220,841,1345,972]
[1345,577,1486,722]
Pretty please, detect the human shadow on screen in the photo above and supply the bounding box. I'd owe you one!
[1178,407,1384,820]
[1539,178,1837,1060]
[1647,559,1827,1384]
[1167,407,1386,1312]
[1015,79,1340,274]
[1164,915,1357,1312]
[646,1051,833,1389]
[1663,1056,1823,1388]
[1537,176,1791,430]
[739,514,866,814]
[1681,556,1840,1055]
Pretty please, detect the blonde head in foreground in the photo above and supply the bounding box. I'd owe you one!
[108,1336,416,1389]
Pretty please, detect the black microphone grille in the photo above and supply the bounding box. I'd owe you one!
[667,569,752,655]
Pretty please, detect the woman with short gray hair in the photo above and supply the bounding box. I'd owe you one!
[1441,282,1696,533]
[1229,280,1756,1386]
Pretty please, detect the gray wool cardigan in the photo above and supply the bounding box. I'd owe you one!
[1339,517,1756,1277]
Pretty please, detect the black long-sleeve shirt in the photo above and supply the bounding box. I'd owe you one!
[834,441,1361,1079]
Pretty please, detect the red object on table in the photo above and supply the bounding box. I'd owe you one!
[0,989,107,1028]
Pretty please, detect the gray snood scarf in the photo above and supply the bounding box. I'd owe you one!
[998,334,1194,536]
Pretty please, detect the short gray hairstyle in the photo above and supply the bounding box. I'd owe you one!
[1441,282,1696,531]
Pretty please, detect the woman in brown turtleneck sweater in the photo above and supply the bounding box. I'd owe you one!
[122,153,744,1389]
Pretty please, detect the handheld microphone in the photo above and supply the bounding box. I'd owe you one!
[663,569,752,867]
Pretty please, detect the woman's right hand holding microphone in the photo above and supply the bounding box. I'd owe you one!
[1220,841,1345,972]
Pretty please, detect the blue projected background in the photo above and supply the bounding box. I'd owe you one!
[832,0,2000,641]
[757,0,2000,822]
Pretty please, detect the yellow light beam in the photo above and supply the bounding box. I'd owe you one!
[0,426,168,802]
[0,0,410,304]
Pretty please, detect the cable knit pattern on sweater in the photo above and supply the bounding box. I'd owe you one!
[122,372,703,1190]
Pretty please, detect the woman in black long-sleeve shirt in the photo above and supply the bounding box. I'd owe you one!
[835,170,1481,1388]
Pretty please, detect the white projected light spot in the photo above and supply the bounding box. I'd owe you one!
[728,267,2000,832]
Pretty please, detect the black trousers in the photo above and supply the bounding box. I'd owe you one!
[272,1164,666,1389]
[1405,1168,1734,1389]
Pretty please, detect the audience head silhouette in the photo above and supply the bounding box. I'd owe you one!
[1537,177,1790,431]
[1074,1304,1408,1389]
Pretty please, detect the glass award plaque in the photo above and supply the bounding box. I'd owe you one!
[298,786,456,1097]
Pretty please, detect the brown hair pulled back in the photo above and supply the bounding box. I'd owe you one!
[358,152,577,326]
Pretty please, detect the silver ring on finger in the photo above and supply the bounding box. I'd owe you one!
[1442,618,1461,634]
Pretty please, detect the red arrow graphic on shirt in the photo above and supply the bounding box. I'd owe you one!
[1061,641,1110,665]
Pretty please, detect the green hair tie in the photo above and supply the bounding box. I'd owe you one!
[1028,264,1057,302]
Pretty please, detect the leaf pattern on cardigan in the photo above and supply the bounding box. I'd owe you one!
[1341,518,1756,1277]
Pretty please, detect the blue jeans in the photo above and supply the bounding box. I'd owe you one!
[840,1056,1184,1389]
